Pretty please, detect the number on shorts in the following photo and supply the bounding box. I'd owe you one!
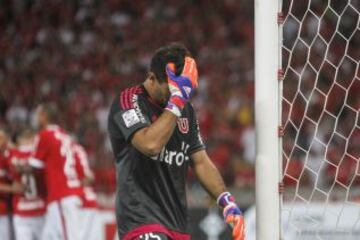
[139,233,161,240]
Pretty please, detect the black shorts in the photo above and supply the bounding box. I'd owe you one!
[132,232,170,240]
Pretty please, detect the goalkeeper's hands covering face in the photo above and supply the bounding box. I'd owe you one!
[165,56,198,117]
[218,192,245,240]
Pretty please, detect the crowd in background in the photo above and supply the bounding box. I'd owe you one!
[0,0,359,203]
[0,0,255,198]
[281,0,360,195]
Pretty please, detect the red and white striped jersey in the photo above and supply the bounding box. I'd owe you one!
[8,147,46,216]
[72,143,98,209]
[31,125,82,203]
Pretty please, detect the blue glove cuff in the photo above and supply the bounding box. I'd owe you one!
[165,103,182,117]
[217,192,236,208]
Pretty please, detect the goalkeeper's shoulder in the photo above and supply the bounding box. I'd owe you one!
[118,85,145,111]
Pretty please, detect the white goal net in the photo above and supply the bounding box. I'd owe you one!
[281,0,360,239]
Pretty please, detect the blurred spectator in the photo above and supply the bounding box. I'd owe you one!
[2,0,357,195]
[0,0,256,192]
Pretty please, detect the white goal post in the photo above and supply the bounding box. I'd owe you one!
[255,0,282,239]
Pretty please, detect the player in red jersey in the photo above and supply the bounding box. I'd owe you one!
[30,103,83,240]
[0,129,25,240]
[72,141,100,240]
[7,129,46,240]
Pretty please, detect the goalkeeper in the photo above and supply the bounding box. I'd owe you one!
[108,43,245,240]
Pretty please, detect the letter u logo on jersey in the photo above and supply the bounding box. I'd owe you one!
[177,118,189,134]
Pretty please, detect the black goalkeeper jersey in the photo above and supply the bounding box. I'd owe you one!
[107,85,205,239]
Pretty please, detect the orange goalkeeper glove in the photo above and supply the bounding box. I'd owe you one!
[165,57,198,117]
[217,192,245,240]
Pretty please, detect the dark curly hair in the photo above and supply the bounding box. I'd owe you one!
[150,43,192,83]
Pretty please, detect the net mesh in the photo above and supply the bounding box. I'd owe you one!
[281,0,360,238]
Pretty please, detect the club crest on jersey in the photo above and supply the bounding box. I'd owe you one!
[177,118,189,134]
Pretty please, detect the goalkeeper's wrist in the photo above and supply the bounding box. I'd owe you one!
[217,191,236,208]
[165,103,182,117]
[165,96,186,117]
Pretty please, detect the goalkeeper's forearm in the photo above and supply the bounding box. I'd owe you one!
[131,111,178,157]
[191,150,227,199]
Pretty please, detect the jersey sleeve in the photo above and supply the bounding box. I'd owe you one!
[113,96,151,142]
[74,144,94,179]
[30,132,48,168]
[188,105,206,155]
